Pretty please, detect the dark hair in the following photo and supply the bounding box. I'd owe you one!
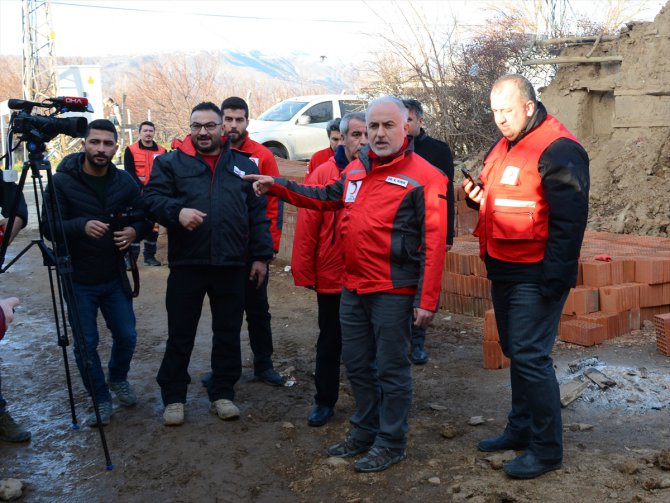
[402,98,424,119]
[493,74,537,103]
[86,119,117,141]
[326,118,341,138]
[191,102,223,119]
[138,121,155,132]
[220,96,249,119]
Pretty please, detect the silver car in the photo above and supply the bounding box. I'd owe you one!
[248,94,365,160]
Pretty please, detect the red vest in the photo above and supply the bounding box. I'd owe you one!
[475,115,579,263]
[128,142,166,185]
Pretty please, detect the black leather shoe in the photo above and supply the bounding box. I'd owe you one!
[144,257,162,266]
[254,368,285,386]
[410,345,428,365]
[307,404,334,427]
[477,433,529,452]
[503,451,562,479]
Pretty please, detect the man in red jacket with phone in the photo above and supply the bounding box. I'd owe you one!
[464,74,589,479]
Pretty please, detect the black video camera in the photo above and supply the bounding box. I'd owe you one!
[8,96,91,144]
[109,208,146,232]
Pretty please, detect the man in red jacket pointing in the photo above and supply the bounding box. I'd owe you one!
[245,96,447,473]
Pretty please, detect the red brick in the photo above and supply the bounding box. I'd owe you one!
[483,309,499,341]
[610,261,624,284]
[641,305,670,322]
[653,313,670,356]
[571,286,599,314]
[483,340,510,369]
[635,258,670,285]
[559,319,607,347]
[582,262,611,287]
[598,283,640,313]
[578,312,621,340]
[623,260,636,282]
[639,284,666,308]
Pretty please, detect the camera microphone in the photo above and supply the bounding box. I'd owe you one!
[7,98,39,110]
[51,96,93,113]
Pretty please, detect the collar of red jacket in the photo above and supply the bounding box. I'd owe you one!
[365,137,411,168]
[174,134,230,157]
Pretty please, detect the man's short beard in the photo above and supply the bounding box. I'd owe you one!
[195,140,219,154]
[85,152,109,168]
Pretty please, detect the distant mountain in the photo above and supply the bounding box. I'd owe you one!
[97,50,357,94]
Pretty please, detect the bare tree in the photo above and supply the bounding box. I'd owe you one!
[0,56,23,102]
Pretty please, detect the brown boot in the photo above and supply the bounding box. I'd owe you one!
[0,412,31,442]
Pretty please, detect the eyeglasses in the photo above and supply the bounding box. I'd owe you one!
[189,122,221,132]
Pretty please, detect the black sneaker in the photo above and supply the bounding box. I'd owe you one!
[354,446,407,472]
[254,368,285,387]
[327,435,373,458]
[0,412,31,442]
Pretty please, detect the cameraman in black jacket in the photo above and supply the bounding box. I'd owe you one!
[144,102,273,426]
[43,119,151,427]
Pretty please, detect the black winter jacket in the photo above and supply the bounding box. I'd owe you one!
[413,129,455,246]
[143,136,273,267]
[43,153,152,285]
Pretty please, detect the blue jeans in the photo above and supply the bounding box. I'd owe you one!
[339,288,414,450]
[491,281,568,461]
[68,278,137,403]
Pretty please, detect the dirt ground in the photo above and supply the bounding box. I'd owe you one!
[2,227,670,503]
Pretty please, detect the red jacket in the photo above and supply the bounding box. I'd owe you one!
[307,147,334,176]
[235,135,283,252]
[291,157,345,293]
[128,142,166,185]
[271,144,447,311]
[475,115,579,263]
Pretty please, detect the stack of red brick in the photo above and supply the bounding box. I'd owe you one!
[445,231,670,366]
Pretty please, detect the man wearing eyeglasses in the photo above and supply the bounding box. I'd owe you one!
[144,102,274,427]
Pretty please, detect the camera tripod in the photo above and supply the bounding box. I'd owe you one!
[0,143,114,470]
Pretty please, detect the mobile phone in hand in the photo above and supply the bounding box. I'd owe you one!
[460,167,483,188]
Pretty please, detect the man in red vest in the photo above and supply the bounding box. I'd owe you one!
[124,121,166,266]
[463,74,589,479]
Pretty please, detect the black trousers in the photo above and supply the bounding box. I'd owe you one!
[245,267,274,373]
[157,265,246,405]
[314,292,342,407]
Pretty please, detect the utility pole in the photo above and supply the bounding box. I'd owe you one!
[22,0,58,103]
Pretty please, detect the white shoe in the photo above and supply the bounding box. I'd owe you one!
[163,403,184,426]
[210,399,240,420]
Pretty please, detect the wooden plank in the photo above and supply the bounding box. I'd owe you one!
[522,56,622,66]
[560,377,589,407]
[536,35,618,46]
[584,368,616,389]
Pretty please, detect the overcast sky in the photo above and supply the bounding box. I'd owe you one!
[0,0,666,64]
